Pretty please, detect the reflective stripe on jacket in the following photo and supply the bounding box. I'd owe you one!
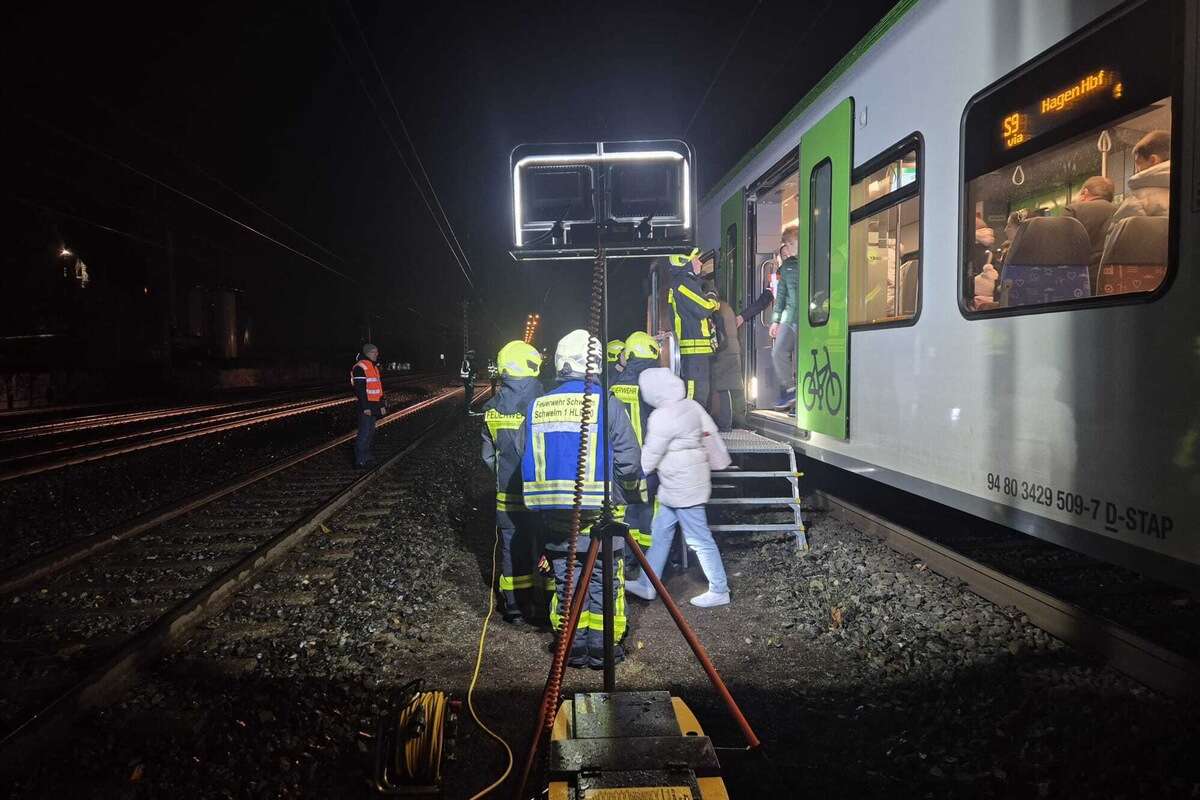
[610,368,653,547]
[482,376,543,513]
[351,359,383,402]
[668,265,719,356]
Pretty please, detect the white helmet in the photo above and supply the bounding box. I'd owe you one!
[554,329,601,376]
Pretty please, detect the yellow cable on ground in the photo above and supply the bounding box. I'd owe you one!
[466,525,514,799]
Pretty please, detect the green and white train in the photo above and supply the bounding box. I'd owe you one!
[695,0,1198,587]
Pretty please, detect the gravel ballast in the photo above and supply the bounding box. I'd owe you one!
[0,381,445,574]
[9,419,1199,798]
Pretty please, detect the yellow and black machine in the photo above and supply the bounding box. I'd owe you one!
[508,141,760,799]
[546,691,730,800]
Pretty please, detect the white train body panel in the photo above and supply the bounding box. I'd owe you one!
[697,0,1200,586]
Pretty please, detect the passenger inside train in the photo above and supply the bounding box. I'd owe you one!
[966,98,1172,312]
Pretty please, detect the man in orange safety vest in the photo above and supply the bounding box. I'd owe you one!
[351,343,387,467]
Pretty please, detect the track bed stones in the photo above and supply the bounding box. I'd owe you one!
[8,424,1200,798]
[0,378,450,573]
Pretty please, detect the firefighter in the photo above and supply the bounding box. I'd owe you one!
[517,329,642,668]
[606,339,625,385]
[351,343,386,468]
[610,331,659,564]
[481,341,544,625]
[666,247,719,411]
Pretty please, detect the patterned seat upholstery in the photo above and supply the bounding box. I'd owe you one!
[1097,215,1168,296]
[999,216,1091,307]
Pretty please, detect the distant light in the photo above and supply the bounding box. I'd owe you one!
[60,247,72,257]
[143,287,150,294]
[950,407,961,422]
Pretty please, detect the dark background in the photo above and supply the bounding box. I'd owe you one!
[2,0,896,374]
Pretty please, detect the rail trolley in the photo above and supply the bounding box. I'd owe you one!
[690,0,1199,589]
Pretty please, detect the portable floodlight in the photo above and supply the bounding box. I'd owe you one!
[509,139,696,261]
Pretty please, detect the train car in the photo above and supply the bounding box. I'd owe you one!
[692,0,1199,589]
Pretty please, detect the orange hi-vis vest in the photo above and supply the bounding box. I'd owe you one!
[352,358,383,402]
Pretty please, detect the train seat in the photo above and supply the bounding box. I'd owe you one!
[1096,215,1168,296]
[999,216,1090,306]
[898,258,918,316]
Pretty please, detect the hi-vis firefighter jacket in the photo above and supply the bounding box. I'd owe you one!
[517,378,642,523]
[611,357,656,548]
[668,264,719,356]
[481,375,543,516]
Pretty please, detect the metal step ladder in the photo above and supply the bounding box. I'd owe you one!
[708,429,807,549]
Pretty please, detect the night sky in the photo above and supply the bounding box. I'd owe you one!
[4,0,895,369]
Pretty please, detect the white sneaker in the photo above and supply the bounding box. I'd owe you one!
[689,590,730,608]
[625,577,656,601]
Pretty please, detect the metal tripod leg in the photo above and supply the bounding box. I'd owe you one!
[623,532,762,750]
[515,536,601,797]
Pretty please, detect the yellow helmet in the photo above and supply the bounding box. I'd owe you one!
[497,340,542,378]
[606,339,625,364]
[623,331,660,361]
[667,247,701,267]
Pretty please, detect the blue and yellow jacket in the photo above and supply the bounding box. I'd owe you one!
[517,377,642,515]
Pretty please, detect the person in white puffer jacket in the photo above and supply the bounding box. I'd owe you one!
[625,367,730,608]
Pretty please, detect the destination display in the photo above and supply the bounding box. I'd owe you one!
[1000,68,1123,150]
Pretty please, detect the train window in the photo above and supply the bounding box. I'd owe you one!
[849,138,920,326]
[808,159,832,326]
[961,0,1176,315]
[851,149,916,212]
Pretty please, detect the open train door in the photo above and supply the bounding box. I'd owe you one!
[719,189,744,314]
[718,188,746,399]
[796,98,853,439]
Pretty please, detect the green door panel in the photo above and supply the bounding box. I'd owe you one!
[719,189,744,311]
[796,97,853,439]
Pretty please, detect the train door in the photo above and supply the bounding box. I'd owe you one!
[796,98,853,438]
[743,154,799,412]
[719,190,743,312]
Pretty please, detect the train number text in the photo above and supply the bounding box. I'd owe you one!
[983,472,1172,541]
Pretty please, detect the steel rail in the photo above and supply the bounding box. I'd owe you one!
[0,386,484,768]
[816,491,1200,699]
[0,375,444,482]
[0,386,462,596]
[0,399,250,440]
[0,396,342,463]
[0,373,434,441]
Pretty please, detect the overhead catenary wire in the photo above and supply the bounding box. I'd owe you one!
[23,113,361,287]
[683,0,763,135]
[324,4,476,291]
[341,0,476,284]
[12,194,172,253]
[81,93,355,268]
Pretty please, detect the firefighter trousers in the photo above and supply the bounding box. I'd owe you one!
[548,543,626,653]
[497,511,538,619]
[680,355,712,414]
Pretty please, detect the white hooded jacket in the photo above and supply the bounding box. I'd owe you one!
[638,368,719,508]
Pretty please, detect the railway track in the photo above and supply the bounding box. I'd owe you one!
[0,372,437,482]
[816,491,1200,699]
[0,384,485,768]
